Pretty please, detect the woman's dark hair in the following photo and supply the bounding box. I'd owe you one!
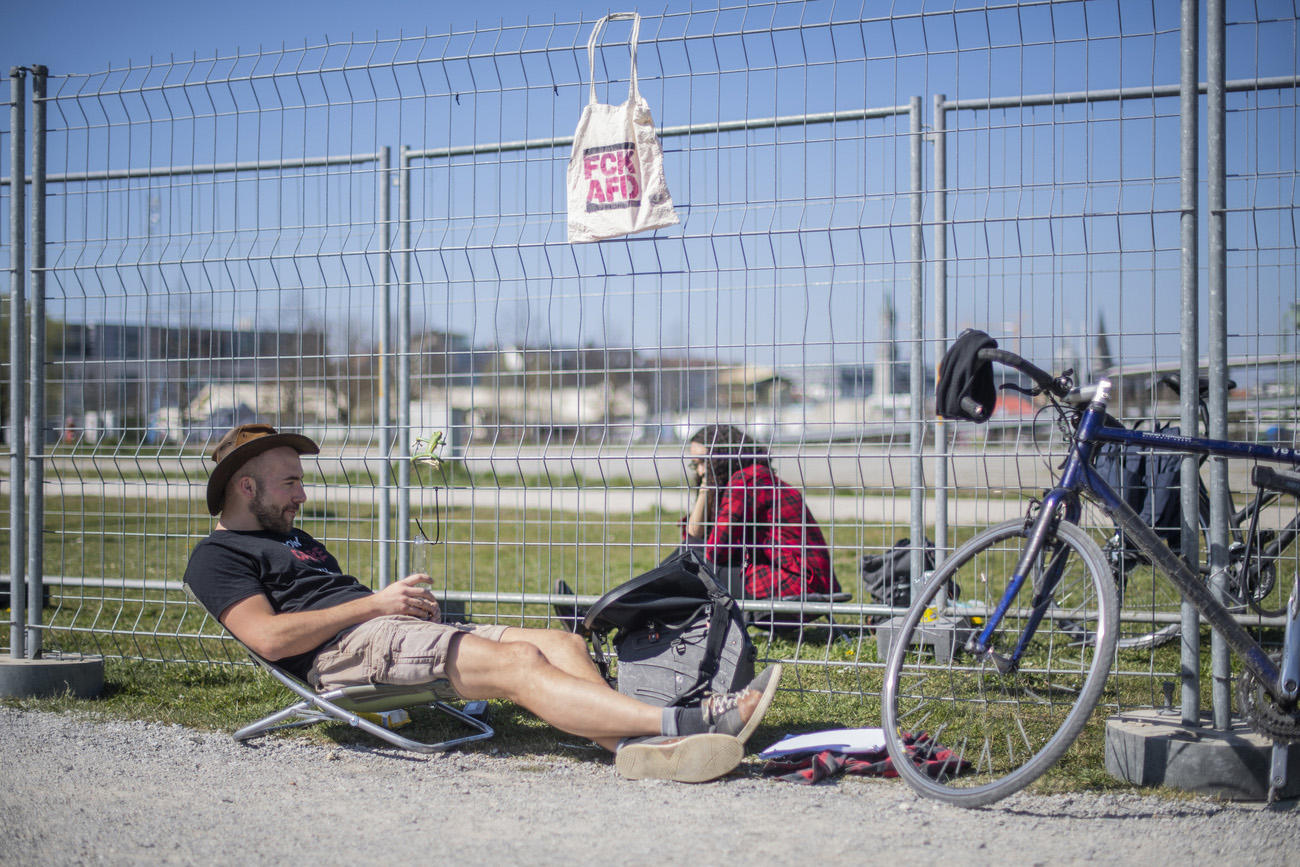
[689,424,769,488]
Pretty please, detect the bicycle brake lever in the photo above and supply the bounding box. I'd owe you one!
[1001,382,1037,398]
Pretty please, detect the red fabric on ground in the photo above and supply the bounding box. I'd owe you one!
[760,732,970,785]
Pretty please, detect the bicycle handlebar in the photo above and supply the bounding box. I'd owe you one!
[975,348,1071,397]
[938,332,1072,422]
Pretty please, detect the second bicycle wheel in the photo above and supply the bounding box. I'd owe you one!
[881,518,1119,807]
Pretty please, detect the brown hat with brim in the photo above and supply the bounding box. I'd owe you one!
[206,423,320,515]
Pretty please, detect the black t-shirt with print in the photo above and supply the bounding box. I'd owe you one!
[183,528,373,680]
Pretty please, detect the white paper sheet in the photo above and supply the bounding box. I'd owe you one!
[758,727,888,758]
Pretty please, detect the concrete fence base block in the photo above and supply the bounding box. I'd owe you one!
[875,615,972,664]
[0,654,105,699]
[1105,708,1299,801]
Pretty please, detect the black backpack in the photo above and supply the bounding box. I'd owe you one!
[1093,421,1205,553]
[582,551,755,708]
[860,537,948,609]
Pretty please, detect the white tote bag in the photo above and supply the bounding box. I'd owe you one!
[567,12,679,243]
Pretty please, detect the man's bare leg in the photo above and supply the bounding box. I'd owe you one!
[445,632,656,751]
[496,627,608,687]
[445,632,784,783]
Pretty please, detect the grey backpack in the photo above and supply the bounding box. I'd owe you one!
[582,551,755,707]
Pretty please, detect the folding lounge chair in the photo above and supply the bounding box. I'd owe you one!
[186,586,494,754]
[234,651,494,753]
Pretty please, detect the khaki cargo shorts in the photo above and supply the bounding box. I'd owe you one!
[308,615,510,692]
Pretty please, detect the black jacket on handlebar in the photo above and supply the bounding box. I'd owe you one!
[937,329,999,423]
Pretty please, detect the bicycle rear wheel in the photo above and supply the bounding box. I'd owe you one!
[881,518,1119,807]
[1110,545,1183,651]
[1233,518,1295,618]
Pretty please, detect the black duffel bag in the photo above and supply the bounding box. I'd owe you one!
[583,550,755,708]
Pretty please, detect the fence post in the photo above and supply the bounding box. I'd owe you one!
[7,66,26,659]
[397,145,412,580]
[1178,0,1202,726]
[908,96,926,588]
[1205,0,1232,730]
[25,66,45,657]
[931,93,948,566]
[377,146,393,588]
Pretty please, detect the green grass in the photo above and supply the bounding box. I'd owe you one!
[0,638,866,758]
[0,488,893,759]
[0,657,613,756]
[5,487,1278,799]
[29,444,1040,501]
[2,594,1251,798]
[1,625,1216,799]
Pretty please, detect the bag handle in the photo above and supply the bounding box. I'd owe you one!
[586,11,641,105]
[668,549,736,707]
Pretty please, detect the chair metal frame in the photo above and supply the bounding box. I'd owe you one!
[185,585,494,754]
[234,650,495,754]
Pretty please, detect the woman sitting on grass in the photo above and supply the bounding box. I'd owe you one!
[683,424,839,601]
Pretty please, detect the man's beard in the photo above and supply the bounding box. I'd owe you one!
[249,486,295,535]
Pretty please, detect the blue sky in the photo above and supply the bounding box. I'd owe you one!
[2,1,603,74]
[3,1,1297,373]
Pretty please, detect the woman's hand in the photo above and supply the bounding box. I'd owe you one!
[686,481,713,539]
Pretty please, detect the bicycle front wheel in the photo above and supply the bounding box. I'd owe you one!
[881,518,1119,807]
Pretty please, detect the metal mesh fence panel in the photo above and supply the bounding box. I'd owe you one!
[11,48,394,664]
[933,3,1299,707]
[1,1,1297,718]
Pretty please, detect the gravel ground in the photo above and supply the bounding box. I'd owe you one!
[3,707,1297,865]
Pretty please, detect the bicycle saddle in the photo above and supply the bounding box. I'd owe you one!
[1159,372,1236,399]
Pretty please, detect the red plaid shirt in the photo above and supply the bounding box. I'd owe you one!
[689,463,839,599]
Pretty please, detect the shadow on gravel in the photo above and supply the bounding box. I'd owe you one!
[999,793,1297,820]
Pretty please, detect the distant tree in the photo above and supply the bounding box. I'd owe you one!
[1093,313,1114,377]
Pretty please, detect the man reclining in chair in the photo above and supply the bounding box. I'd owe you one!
[184,424,782,783]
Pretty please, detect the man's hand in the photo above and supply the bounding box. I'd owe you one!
[372,574,442,622]
[220,574,444,661]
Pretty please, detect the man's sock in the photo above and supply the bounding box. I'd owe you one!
[621,708,691,745]
[661,706,681,737]
[665,706,711,737]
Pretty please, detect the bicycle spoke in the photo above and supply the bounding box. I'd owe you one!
[882,519,1118,807]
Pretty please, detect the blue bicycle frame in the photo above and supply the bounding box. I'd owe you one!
[972,378,1300,704]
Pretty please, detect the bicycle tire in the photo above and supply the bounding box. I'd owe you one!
[1112,510,1292,644]
[1111,503,1292,644]
[881,518,1119,807]
[1110,544,1184,651]
[1237,519,1294,618]
[1105,536,1182,651]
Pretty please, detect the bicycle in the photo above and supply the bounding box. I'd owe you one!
[880,330,1300,807]
[1095,373,1293,650]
